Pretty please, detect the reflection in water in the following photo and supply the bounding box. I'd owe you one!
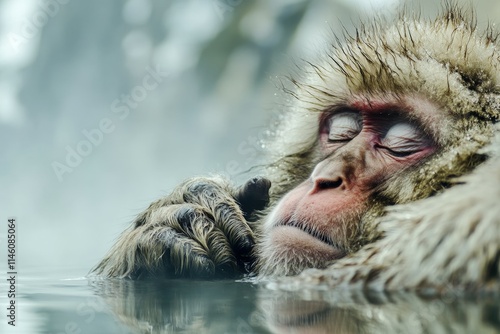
[259,297,364,334]
[90,278,500,334]
[91,279,263,333]
[257,288,500,334]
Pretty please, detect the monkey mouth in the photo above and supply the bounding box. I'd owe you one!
[278,219,345,253]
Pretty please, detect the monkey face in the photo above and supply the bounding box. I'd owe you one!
[252,7,500,277]
[258,95,439,276]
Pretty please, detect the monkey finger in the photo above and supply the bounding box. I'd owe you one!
[160,227,216,278]
[173,205,240,271]
[183,181,256,257]
[211,201,256,257]
[234,177,271,220]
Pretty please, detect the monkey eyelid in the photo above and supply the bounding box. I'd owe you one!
[376,145,421,158]
[326,111,362,141]
[379,123,432,155]
[384,122,420,137]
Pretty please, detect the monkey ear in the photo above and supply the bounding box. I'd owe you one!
[234,177,271,220]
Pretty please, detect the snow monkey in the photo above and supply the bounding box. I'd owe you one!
[93,5,500,290]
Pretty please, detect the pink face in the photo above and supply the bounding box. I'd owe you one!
[260,96,438,275]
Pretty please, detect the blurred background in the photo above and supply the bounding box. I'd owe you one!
[0,0,499,276]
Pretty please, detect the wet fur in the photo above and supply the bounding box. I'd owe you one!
[93,177,253,278]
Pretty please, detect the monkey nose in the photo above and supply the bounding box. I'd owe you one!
[310,177,344,194]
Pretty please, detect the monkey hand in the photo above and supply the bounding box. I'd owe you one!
[122,176,271,279]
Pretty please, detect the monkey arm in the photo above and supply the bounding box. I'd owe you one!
[91,176,270,279]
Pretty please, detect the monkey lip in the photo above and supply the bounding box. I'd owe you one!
[284,220,335,245]
[275,220,346,258]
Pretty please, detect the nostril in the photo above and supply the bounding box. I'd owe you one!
[317,178,342,190]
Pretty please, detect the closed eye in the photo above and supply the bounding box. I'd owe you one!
[380,123,429,156]
[327,112,362,142]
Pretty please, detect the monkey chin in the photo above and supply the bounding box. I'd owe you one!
[257,225,347,277]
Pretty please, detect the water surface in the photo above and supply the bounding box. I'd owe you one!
[3,268,499,333]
